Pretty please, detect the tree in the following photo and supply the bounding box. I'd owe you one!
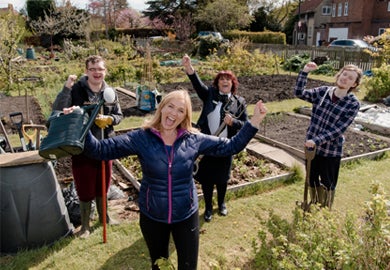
[0,11,26,92]
[86,0,128,38]
[26,0,55,21]
[282,1,299,44]
[116,8,142,28]
[144,0,197,26]
[29,11,62,57]
[56,3,90,38]
[194,0,253,33]
[171,12,195,41]
[248,0,296,32]
[29,4,90,56]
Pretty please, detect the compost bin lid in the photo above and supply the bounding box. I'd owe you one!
[0,150,46,168]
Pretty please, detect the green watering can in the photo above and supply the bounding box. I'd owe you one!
[39,88,115,160]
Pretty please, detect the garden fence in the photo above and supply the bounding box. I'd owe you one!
[248,43,380,72]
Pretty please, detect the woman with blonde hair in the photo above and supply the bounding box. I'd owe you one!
[83,89,267,270]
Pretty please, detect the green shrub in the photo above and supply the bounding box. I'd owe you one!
[224,30,286,44]
[194,36,229,58]
[311,62,336,76]
[252,182,390,269]
[363,64,390,102]
[282,54,310,72]
[206,38,276,77]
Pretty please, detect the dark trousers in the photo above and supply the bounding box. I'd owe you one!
[72,154,112,201]
[309,155,341,190]
[202,182,228,211]
[140,211,199,270]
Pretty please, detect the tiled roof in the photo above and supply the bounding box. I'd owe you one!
[299,0,324,14]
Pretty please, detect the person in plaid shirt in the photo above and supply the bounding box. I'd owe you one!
[295,62,363,209]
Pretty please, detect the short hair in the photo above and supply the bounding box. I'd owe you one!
[336,64,363,92]
[142,89,198,133]
[85,55,105,69]
[212,70,239,94]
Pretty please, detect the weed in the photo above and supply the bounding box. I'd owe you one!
[252,183,390,269]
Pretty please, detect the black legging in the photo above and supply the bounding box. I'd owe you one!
[202,182,228,211]
[140,210,199,270]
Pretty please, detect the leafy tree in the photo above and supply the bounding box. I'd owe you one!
[29,11,62,56]
[194,0,253,33]
[26,0,55,21]
[57,3,90,38]
[29,4,90,56]
[0,11,26,92]
[144,0,197,26]
[282,1,299,44]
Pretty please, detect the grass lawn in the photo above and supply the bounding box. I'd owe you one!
[1,153,388,269]
[1,81,388,269]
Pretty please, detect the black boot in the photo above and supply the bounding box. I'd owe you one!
[96,196,119,225]
[202,183,214,222]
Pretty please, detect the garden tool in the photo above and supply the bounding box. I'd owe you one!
[22,124,47,150]
[0,118,14,153]
[9,112,27,151]
[99,87,116,244]
[0,137,6,153]
[299,145,316,212]
[193,98,246,175]
[101,143,107,243]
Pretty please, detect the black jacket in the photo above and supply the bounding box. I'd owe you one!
[52,76,122,139]
[187,72,247,138]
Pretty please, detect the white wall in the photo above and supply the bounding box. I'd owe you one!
[328,28,348,40]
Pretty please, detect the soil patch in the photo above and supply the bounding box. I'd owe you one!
[259,113,390,158]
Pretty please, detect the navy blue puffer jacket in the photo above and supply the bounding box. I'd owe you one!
[84,122,258,224]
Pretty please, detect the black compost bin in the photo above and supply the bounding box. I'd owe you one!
[0,151,73,254]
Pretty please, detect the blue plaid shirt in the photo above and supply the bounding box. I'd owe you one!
[295,71,360,157]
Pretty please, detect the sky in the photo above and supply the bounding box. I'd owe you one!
[0,0,148,12]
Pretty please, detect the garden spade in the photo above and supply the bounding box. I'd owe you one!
[300,145,316,212]
[9,112,27,151]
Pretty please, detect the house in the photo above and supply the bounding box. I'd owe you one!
[295,0,390,46]
[0,4,17,15]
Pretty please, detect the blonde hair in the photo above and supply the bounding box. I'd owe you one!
[335,64,363,92]
[142,89,199,133]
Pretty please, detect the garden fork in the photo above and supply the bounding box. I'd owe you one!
[297,145,316,212]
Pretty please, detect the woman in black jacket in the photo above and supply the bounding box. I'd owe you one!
[182,54,248,222]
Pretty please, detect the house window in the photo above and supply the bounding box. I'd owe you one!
[344,2,349,16]
[337,3,343,16]
[332,3,336,17]
[322,5,331,15]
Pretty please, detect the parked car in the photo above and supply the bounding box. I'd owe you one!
[328,39,377,51]
[197,31,229,42]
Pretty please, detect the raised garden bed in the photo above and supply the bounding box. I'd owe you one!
[257,112,390,161]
